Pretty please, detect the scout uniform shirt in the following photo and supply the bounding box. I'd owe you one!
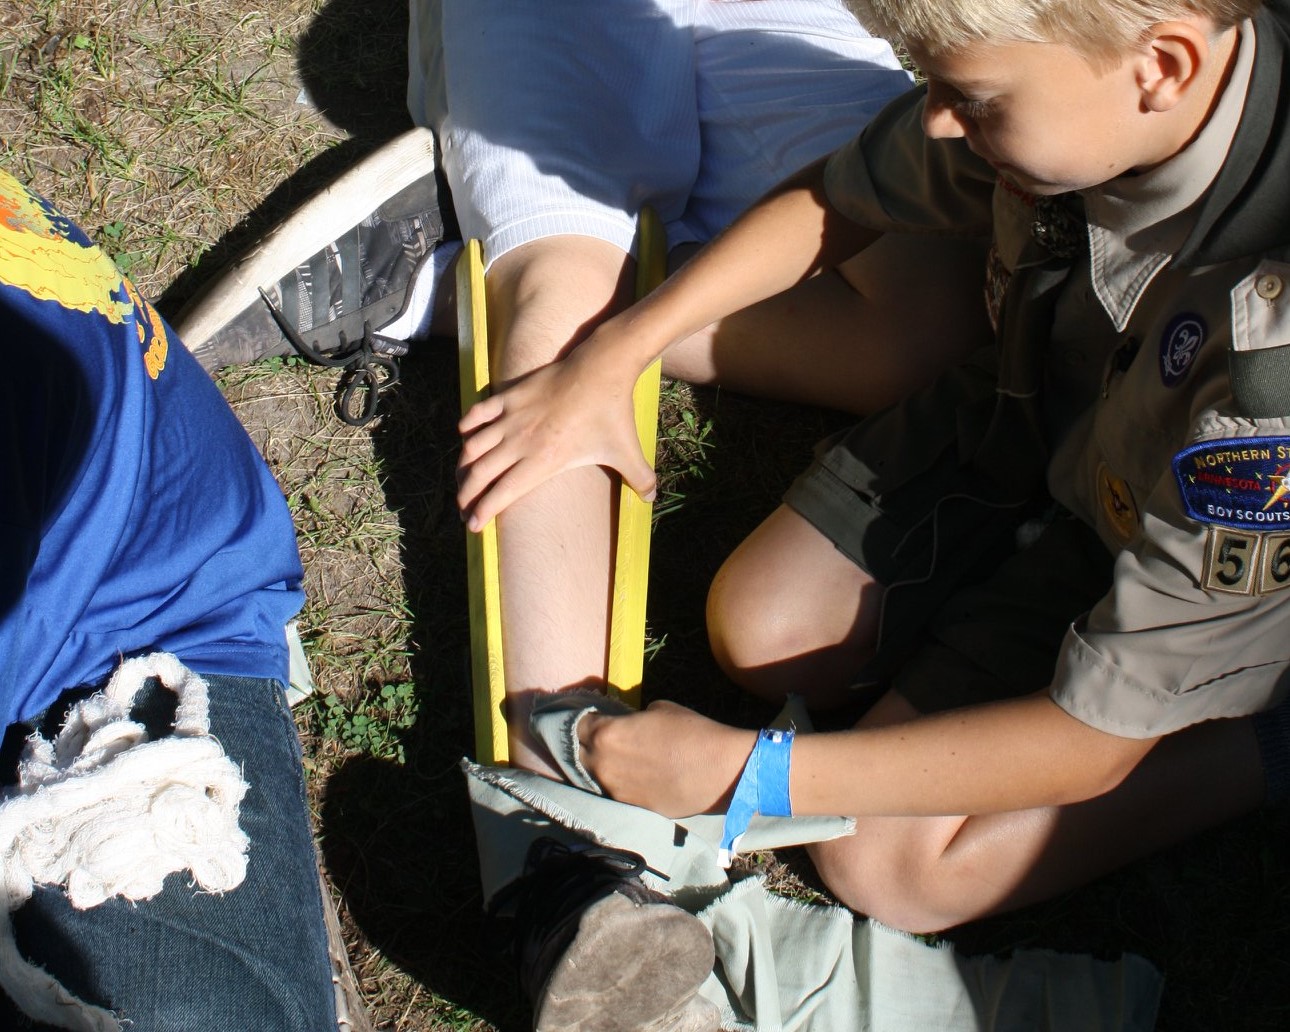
[822,10,1290,739]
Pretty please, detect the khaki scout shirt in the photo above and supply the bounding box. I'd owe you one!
[823,18,1290,737]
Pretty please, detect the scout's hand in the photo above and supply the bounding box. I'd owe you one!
[578,701,756,818]
[457,343,657,530]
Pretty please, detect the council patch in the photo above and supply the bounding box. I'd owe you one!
[1173,436,1290,529]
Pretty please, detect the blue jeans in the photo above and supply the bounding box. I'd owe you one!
[0,674,337,1031]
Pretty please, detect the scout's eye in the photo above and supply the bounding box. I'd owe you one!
[952,96,994,120]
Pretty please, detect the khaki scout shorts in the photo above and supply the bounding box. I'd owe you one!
[785,377,1114,714]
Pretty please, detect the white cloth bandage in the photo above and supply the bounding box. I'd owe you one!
[0,653,250,1032]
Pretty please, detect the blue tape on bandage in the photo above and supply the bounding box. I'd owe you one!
[717,755,758,868]
[717,728,795,868]
[757,728,794,818]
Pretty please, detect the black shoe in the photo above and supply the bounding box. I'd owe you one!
[174,126,456,373]
[490,838,720,1032]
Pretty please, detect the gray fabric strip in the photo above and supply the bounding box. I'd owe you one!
[308,251,330,331]
[339,227,362,325]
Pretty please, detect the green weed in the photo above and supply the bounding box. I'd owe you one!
[310,681,419,764]
[654,381,715,519]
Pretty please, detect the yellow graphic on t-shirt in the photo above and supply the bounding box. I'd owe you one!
[0,172,130,323]
[0,170,171,379]
[120,273,169,378]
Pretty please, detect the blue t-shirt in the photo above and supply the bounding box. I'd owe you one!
[0,171,305,728]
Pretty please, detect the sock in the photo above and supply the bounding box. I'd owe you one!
[380,239,463,341]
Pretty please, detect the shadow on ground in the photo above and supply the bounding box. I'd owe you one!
[311,347,525,1030]
[157,0,417,320]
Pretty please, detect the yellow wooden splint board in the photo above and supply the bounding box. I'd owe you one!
[457,211,666,764]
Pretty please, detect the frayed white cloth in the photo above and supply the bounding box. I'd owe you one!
[0,653,250,1031]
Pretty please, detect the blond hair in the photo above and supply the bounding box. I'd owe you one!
[847,0,1260,60]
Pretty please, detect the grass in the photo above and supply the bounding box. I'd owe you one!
[3,2,1288,1030]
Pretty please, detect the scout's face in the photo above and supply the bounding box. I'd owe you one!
[912,38,1152,195]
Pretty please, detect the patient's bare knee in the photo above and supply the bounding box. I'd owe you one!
[487,236,634,376]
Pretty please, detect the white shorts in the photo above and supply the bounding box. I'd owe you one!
[407,0,911,265]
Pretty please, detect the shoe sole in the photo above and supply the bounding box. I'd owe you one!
[533,894,718,1032]
[173,126,439,353]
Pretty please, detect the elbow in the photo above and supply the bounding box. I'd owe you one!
[1106,741,1153,789]
[1041,696,1158,805]
[1060,734,1157,806]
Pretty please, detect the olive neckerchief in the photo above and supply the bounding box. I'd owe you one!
[857,190,1090,685]
[973,189,1086,500]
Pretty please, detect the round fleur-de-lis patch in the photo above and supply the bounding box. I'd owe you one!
[1158,312,1206,387]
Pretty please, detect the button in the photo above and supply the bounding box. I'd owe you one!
[1255,273,1284,300]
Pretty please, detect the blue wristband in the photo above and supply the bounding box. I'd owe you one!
[717,728,795,867]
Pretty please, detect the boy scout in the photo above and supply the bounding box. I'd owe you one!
[458,0,1290,934]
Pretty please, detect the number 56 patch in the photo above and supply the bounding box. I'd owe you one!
[1203,529,1290,595]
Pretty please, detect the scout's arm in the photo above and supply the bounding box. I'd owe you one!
[576,694,1156,819]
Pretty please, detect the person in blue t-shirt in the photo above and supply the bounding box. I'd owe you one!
[0,171,344,1031]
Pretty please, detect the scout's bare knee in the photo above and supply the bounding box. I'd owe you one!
[707,521,881,705]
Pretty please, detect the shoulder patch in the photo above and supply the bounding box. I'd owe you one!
[1173,436,1290,528]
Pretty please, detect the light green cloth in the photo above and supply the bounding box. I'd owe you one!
[464,695,1162,1031]
[697,879,1160,1032]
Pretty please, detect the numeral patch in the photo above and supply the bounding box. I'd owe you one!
[1259,533,1290,594]
[1203,529,1290,595]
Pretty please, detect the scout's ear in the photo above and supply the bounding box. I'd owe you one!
[1134,20,1213,112]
